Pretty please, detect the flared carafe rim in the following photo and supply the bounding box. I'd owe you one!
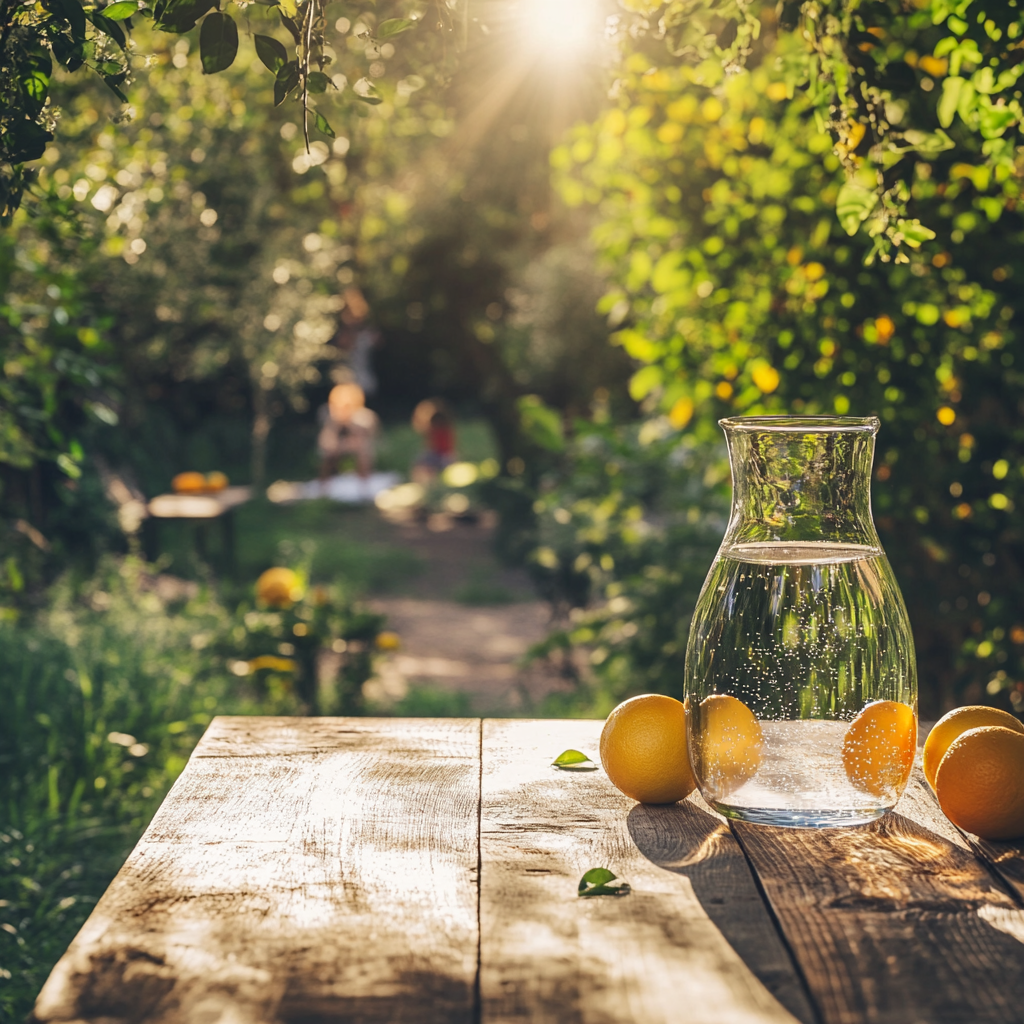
[719,414,880,435]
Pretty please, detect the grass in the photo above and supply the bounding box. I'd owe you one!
[233,501,425,593]
[375,683,475,717]
[454,567,524,606]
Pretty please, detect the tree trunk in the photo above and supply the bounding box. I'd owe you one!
[251,379,272,489]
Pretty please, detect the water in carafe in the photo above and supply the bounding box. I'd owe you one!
[684,418,917,828]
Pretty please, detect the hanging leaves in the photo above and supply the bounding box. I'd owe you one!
[152,0,217,34]
[313,111,335,138]
[274,60,300,107]
[255,34,288,74]
[102,1,138,20]
[306,71,331,94]
[199,12,238,75]
[377,18,415,39]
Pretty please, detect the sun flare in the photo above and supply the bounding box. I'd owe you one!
[516,0,602,59]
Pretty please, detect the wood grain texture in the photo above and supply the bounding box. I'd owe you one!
[479,718,814,1024]
[731,748,1024,1024]
[33,716,481,1024]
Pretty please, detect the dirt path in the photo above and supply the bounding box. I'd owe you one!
[360,513,572,714]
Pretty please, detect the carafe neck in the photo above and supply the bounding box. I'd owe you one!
[720,416,881,552]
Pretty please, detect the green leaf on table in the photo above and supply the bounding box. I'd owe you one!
[313,110,335,138]
[200,12,238,74]
[255,34,287,73]
[377,18,415,39]
[552,749,597,770]
[578,868,630,897]
[103,1,138,20]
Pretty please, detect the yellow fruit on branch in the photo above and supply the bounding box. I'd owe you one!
[935,725,1024,840]
[205,471,229,492]
[256,567,304,609]
[172,471,207,494]
[599,694,696,804]
[923,705,1024,790]
[841,700,917,798]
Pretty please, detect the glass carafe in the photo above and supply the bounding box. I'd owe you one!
[684,416,917,827]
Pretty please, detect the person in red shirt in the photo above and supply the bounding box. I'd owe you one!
[412,399,457,482]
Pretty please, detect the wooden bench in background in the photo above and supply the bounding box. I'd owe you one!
[31,717,1024,1024]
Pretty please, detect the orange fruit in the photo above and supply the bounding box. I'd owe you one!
[376,631,401,650]
[255,567,304,609]
[935,725,1024,839]
[172,471,207,494]
[599,694,696,804]
[205,471,229,492]
[923,706,1024,789]
[841,700,917,798]
[696,694,764,797]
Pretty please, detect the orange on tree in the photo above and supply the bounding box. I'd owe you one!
[922,705,1024,789]
[935,725,1024,840]
[599,694,696,804]
[696,694,764,797]
[172,471,207,494]
[256,567,304,609]
[841,700,917,798]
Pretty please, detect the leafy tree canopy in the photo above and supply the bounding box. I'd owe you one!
[1,0,450,221]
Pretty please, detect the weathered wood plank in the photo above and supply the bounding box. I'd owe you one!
[731,742,1024,1024]
[33,716,481,1024]
[479,718,814,1024]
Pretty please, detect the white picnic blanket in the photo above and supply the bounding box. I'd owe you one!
[266,472,401,505]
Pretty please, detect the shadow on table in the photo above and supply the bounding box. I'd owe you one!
[627,800,817,1024]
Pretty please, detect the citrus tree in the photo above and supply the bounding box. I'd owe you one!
[540,0,1024,715]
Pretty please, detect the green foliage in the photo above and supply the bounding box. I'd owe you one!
[546,9,1024,715]
[224,567,384,714]
[618,0,1024,260]
[371,682,473,717]
[1,0,446,221]
[526,421,725,714]
[0,558,301,1018]
[0,196,114,476]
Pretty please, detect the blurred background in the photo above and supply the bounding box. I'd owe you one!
[3,0,1024,1013]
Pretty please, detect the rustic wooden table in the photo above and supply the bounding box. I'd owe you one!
[32,717,1024,1024]
[144,485,251,569]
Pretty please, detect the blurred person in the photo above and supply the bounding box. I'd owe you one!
[411,399,457,483]
[317,383,379,481]
[334,286,380,396]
